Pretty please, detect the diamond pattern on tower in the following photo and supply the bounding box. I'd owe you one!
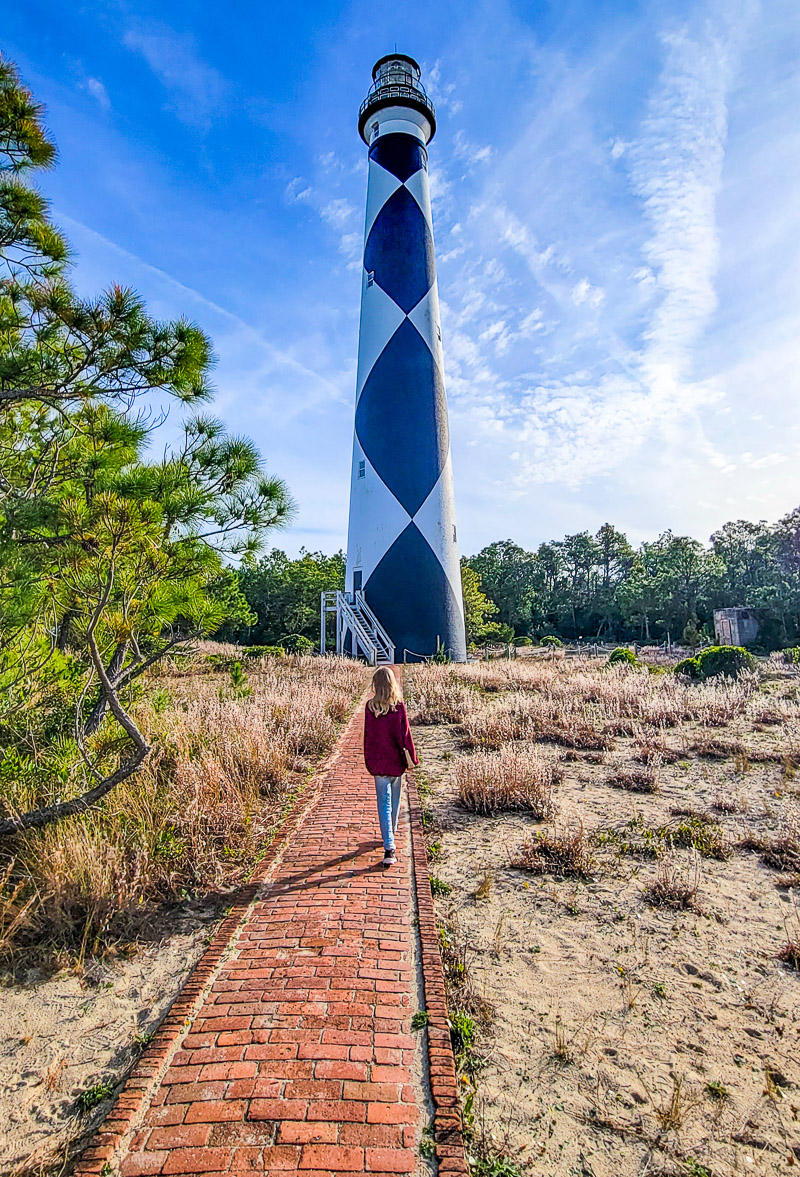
[364,522,464,659]
[355,317,449,517]
[364,186,435,314]
[369,133,427,182]
[349,127,465,660]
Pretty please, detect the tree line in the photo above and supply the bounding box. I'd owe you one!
[224,512,800,652]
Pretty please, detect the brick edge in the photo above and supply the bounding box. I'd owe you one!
[72,677,372,1176]
[402,669,470,1176]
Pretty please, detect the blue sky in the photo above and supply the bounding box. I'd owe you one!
[4,0,800,556]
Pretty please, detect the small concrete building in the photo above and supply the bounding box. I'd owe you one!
[714,608,760,647]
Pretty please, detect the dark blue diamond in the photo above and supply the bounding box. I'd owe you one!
[369,133,427,182]
[355,318,448,516]
[364,186,434,314]
[364,523,466,661]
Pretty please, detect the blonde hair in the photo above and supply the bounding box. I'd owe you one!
[368,667,402,716]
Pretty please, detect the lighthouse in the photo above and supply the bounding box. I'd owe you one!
[344,54,467,662]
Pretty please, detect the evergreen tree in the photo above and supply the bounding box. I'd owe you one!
[0,56,292,835]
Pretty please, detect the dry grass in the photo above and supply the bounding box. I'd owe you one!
[607,764,660,793]
[408,666,478,725]
[455,745,561,818]
[645,851,702,910]
[777,897,800,971]
[1,653,366,960]
[409,656,787,758]
[510,820,594,878]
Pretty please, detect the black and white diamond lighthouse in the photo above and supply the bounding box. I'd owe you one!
[345,55,467,662]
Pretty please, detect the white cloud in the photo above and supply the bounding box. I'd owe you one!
[570,278,605,307]
[82,77,110,110]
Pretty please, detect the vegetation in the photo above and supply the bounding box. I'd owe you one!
[0,652,365,960]
[674,645,756,680]
[463,516,800,647]
[0,56,293,839]
[455,746,560,818]
[219,548,343,647]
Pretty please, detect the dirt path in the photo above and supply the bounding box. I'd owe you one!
[72,677,466,1177]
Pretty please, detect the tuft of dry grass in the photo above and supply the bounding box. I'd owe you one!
[455,745,561,818]
[632,739,681,765]
[1,654,366,960]
[407,666,477,725]
[607,764,660,794]
[645,852,701,910]
[777,897,800,971]
[510,820,594,878]
[711,789,741,814]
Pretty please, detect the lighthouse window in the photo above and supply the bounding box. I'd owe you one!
[437,325,442,341]
[453,525,457,542]
[371,122,379,141]
[366,270,375,287]
[358,460,365,478]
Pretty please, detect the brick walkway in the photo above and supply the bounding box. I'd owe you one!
[87,682,456,1177]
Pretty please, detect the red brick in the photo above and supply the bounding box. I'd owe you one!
[120,1151,167,1176]
[305,1098,367,1122]
[248,1098,307,1120]
[315,1060,369,1081]
[184,1099,248,1124]
[299,1144,365,1170]
[366,1146,416,1172]
[277,1121,338,1144]
[161,1147,232,1174]
[367,1103,418,1125]
[147,1124,211,1149]
[259,1145,302,1168]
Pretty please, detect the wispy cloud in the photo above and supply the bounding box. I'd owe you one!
[123,22,228,126]
[81,76,110,110]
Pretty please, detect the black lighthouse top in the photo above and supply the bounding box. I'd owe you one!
[358,54,436,144]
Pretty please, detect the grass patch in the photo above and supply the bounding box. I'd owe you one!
[645,853,701,910]
[455,745,560,818]
[511,821,594,879]
[607,765,660,793]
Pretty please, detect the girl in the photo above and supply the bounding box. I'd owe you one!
[363,667,418,866]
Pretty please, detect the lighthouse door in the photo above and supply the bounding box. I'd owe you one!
[353,570,362,594]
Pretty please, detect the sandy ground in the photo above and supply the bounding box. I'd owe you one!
[0,909,214,1176]
[410,665,800,1177]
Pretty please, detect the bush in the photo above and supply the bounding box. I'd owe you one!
[780,647,800,665]
[514,636,533,647]
[280,634,315,654]
[481,623,515,645]
[243,644,285,658]
[539,635,563,648]
[607,647,637,666]
[676,645,755,680]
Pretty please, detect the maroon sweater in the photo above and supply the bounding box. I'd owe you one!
[363,701,418,777]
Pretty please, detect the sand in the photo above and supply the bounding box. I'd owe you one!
[0,910,214,1176]
[410,662,800,1176]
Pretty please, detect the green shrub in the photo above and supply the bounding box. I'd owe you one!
[539,635,563,648]
[280,634,315,653]
[513,635,533,646]
[676,645,755,680]
[244,644,285,658]
[481,623,515,645]
[607,647,637,666]
[780,647,800,665]
[674,656,701,678]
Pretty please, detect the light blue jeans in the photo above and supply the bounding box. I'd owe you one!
[374,775,402,851]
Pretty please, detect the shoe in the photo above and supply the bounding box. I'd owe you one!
[382,849,397,866]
